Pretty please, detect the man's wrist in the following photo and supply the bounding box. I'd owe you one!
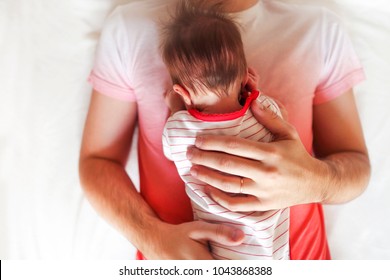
[309,157,340,204]
[314,151,370,204]
[318,159,339,204]
[132,216,169,259]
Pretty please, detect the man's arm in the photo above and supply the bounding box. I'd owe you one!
[312,89,370,204]
[79,90,244,259]
[185,90,370,210]
[79,90,158,254]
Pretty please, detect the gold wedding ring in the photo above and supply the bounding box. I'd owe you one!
[239,177,244,194]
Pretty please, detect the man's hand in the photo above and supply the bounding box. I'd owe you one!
[142,220,245,260]
[185,91,370,211]
[186,102,318,211]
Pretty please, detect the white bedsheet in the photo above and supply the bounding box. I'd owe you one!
[1,0,389,259]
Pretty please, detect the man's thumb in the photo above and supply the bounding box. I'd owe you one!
[188,221,244,246]
[251,98,291,139]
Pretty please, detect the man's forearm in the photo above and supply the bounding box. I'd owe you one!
[320,151,371,204]
[79,157,159,253]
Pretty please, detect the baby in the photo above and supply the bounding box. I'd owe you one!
[160,2,289,260]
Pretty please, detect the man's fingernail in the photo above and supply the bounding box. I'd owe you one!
[195,136,203,147]
[256,101,267,110]
[231,229,244,242]
[187,147,194,160]
[190,166,198,177]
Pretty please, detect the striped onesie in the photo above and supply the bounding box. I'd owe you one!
[162,90,290,260]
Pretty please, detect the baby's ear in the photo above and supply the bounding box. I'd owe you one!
[173,84,192,106]
[242,68,249,86]
[244,67,259,92]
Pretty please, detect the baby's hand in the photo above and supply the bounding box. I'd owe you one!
[164,88,186,115]
[245,67,259,92]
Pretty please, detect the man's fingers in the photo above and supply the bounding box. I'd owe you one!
[191,135,275,161]
[190,165,261,195]
[250,99,296,140]
[187,221,245,246]
[206,187,264,212]
[273,99,289,121]
[188,147,266,178]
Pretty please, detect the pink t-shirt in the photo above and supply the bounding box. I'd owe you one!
[88,0,365,259]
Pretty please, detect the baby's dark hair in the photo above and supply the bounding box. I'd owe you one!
[160,1,247,96]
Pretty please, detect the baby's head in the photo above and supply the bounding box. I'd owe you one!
[160,1,248,109]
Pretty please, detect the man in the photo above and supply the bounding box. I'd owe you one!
[79,0,370,259]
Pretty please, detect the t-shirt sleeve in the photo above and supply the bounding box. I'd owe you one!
[314,10,365,105]
[88,8,136,102]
